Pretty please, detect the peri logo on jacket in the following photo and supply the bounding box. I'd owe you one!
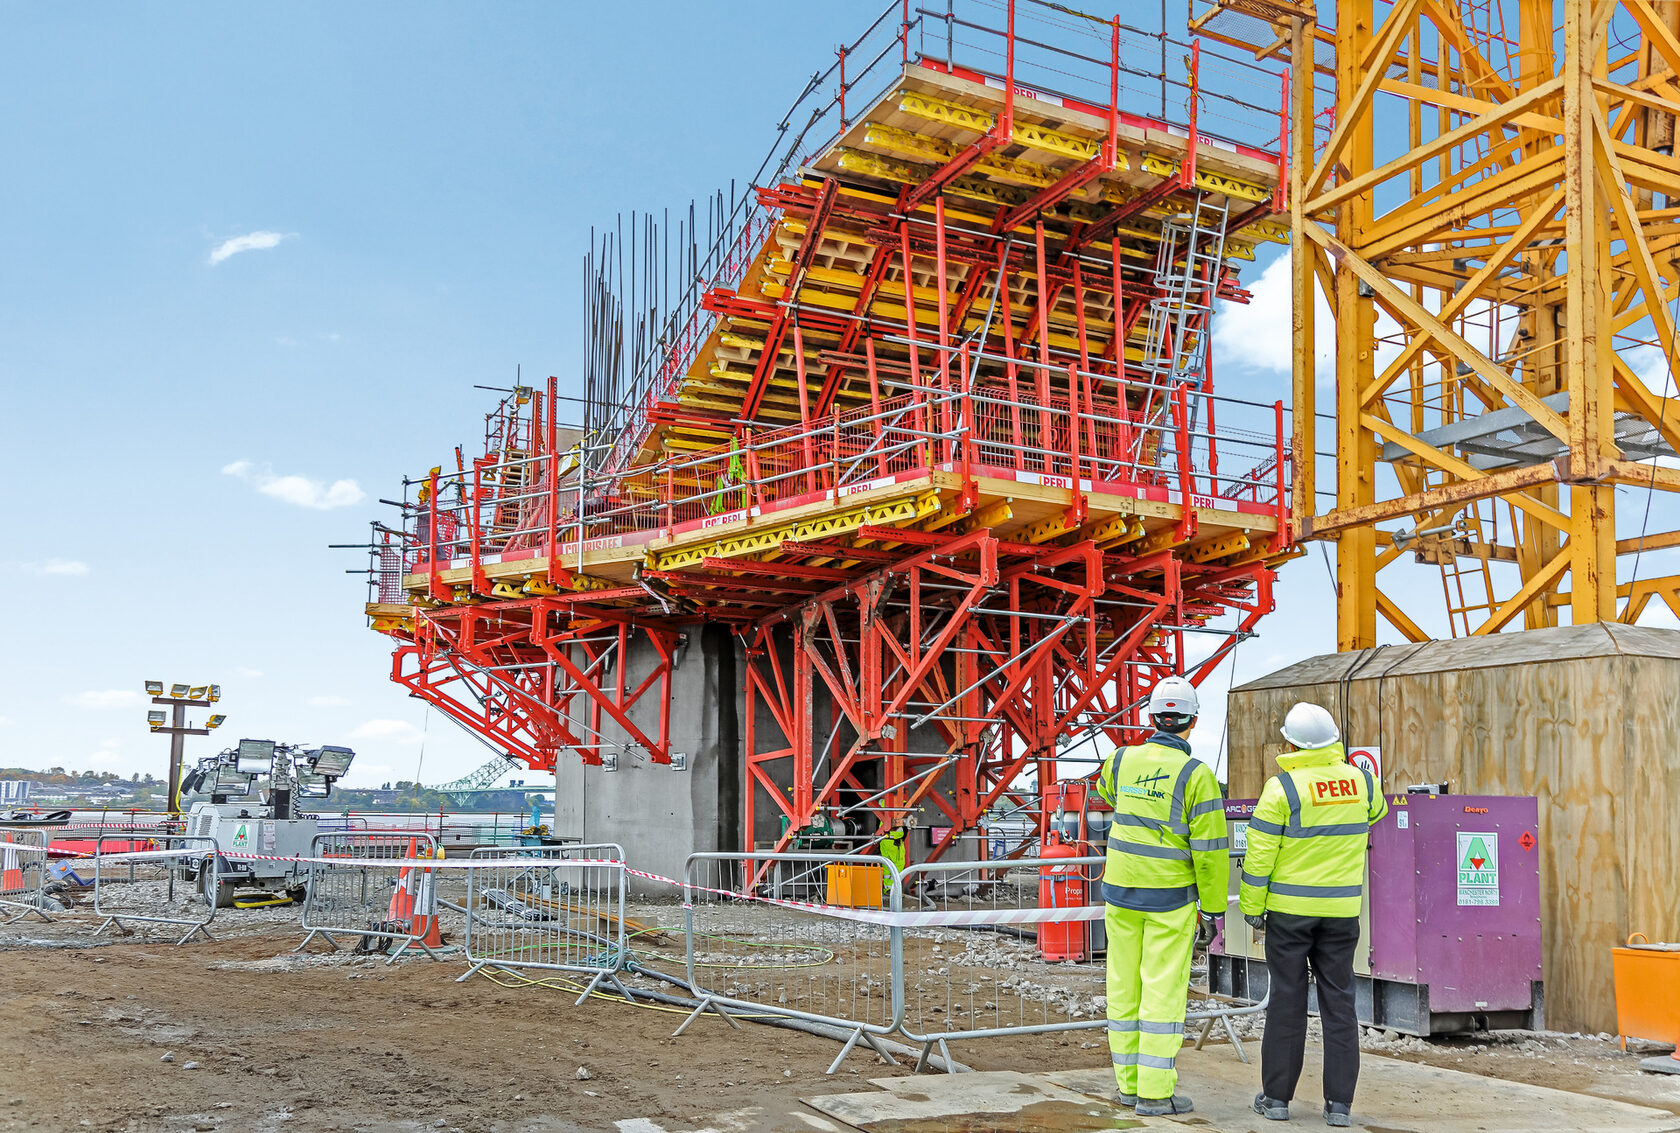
[1309,777,1364,806]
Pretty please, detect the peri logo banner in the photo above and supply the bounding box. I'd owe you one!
[1456,831,1500,907]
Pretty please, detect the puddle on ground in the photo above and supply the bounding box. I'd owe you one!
[863,1099,1144,1132]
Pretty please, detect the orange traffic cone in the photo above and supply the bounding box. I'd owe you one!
[387,837,418,924]
[1,836,23,895]
[409,847,445,949]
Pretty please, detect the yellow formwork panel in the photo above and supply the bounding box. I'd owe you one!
[647,491,942,572]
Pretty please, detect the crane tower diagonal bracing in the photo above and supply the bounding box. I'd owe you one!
[356,0,1295,855]
[1193,0,1680,644]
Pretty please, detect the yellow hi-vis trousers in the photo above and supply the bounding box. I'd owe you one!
[1105,902,1196,1099]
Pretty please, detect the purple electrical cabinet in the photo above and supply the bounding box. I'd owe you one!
[1209,793,1544,1035]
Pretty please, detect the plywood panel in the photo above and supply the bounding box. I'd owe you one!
[1225,626,1680,1033]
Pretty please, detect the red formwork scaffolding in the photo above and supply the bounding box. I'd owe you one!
[359,0,1296,858]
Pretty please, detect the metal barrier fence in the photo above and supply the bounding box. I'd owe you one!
[668,849,1268,1074]
[459,843,632,1002]
[91,834,218,945]
[682,852,905,1073]
[296,831,443,963]
[0,827,52,924]
[896,855,1108,1065]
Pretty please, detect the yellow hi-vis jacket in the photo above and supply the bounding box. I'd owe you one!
[1239,743,1390,919]
[1095,735,1229,914]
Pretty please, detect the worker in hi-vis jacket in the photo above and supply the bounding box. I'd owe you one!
[1243,702,1389,1129]
[1094,675,1228,1117]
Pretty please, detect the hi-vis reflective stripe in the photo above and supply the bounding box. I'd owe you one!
[1268,881,1362,898]
[1241,871,1271,888]
[1113,1052,1178,1068]
[1112,813,1171,833]
[1249,817,1285,837]
[1107,838,1191,861]
[1168,761,1198,834]
[1279,775,1304,830]
[1103,881,1196,906]
[1188,838,1229,852]
[1188,798,1225,820]
[1288,823,1371,838]
[1109,1019,1185,1035]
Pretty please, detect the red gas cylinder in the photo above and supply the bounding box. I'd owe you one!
[1037,830,1087,962]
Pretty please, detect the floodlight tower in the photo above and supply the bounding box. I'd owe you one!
[144,680,226,813]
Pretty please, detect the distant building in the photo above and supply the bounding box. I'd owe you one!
[0,780,32,804]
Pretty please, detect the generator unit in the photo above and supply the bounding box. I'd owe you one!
[179,738,356,906]
[1209,791,1543,1035]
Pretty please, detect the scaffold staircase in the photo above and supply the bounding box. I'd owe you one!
[1139,191,1231,388]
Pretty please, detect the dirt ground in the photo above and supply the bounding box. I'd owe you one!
[4,904,1677,1133]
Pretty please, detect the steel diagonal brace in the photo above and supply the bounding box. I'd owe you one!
[764,531,999,625]
[391,646,551,768]
[879,580,991,723]
[409,616,581,755]
[1053,595,1174,734]
[910,617,1081,728]
[801,605,866,734]
[903,130,1007,214]
[1065,176,1180,255]
[743,179,840,420]
[534,624,674,764]
[992,151,1113,235]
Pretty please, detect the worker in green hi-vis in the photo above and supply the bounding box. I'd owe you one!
[879,824,907,896]
[1094,676,1228,1118]
[1242,702,1388,1129]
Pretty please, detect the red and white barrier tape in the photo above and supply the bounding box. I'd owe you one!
[34,846,1105,930]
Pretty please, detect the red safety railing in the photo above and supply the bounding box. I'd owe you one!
[401,370,1288,584]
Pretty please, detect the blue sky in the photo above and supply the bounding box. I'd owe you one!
[2,2,1672,792]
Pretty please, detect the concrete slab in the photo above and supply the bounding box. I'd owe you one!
[804,1069,1145,1130]
[1045,1044,1680,1133]
[800,1048,1680,1133]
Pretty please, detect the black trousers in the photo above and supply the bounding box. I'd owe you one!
[1261,911,1361,1106]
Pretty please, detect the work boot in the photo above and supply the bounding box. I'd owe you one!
[1253,1093,1290,1120]
[1117,1092,1138,1107]
[1135,1095,1194,1116]
[1324,1101,1352,1127]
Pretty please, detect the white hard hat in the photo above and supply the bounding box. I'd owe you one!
[1280,702,1340,749]
[1148,676,1200,720]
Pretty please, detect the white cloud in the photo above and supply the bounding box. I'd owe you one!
[1216,248,1400,387]
[1636,600,1680,629]
[9,558,90,577]
[208,230,290,266]
[347,719,425,745]
[1625,344,1678,399]
[308,695,351,707]
[222,460,365,510]
[236,666,264,678]
[65,690,147,710]
[0,715,12,726]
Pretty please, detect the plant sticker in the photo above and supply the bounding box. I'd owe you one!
[1457,831,1499,906]
[233,823,250,849]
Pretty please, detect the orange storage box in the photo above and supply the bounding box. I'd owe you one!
[825,862,883,908]
[1612,934,1680,1046]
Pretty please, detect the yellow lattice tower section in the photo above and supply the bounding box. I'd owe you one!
[1201,0,1680,645]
